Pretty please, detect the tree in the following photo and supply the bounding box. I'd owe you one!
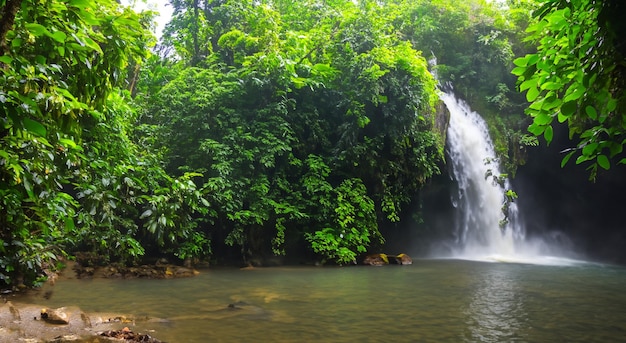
[0,0,211,287]
[513,0,626,180]
[142,0,443,264]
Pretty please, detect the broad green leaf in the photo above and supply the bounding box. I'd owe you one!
[513,56,529,67]
[51,31,67,43]
[0,56,12,64]
[607,98,617,112]
[560,101,577,117]
[511,66,526,76]
[585,106,597,120]
[23,118,47,137]
[534,112,552,125]
[59,137,81,150]
[582,142,598,156]
[597,155,610,170]
[25,23,49,37]
[11,37,22,48]
[575,155,590,164]
[528,123,546,135]
[541,82,562,91]
[519,79,536,91]
[544,125,554,144]
[526,85,540,102]
[563,85,585,102]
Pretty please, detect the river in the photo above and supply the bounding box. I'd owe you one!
[12,259,626,343]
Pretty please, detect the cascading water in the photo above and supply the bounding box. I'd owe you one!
[441,90,572,264]
[442,91,519,259]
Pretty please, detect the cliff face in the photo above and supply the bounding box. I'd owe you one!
[434,98,450,144]
[512,125,626,264]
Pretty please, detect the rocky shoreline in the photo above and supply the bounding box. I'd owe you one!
[0,301,167,342]
[0,260,200,343]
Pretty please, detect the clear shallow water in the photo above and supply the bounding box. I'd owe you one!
[19,260,626,342]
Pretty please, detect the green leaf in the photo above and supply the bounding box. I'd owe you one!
[528,123,546,136]
[0,56,12,64]
[23,118,47,137]
[59,137,81,150]
[563,85,586,102]
[585,105,597,120]
[561,150,576,168]
[582,142,598,156]
[541,82,562,91]
[534,112,552,125]
[65,217,75,231]
[561,101,577,117]
[526,85,540,102]
[519,79,536,91]
[50,31,67,43]
[607,98,617,112]
[25,23,49,37]
[544,125,554,144]
[511,66,526,76]
[597,155,610,170]
[513,55,531,67]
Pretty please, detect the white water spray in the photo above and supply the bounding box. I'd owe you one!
[441,90,576,265]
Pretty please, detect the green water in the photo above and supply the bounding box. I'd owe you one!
[19,259,626,342]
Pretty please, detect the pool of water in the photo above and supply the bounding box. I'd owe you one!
[15,259,626,342]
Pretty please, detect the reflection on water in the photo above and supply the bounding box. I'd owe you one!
[15,260,626,342]
[463,265,527,342]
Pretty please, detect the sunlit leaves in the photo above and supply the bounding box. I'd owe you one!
[0,0,156,286]
[514,0,625,179]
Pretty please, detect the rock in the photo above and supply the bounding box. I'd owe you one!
[41,307,70,324]
[48,334,81,342]
[8,301,21,321]
[394,253,413,265]
[363,253,389,266]
[363,253,413,265]
[100,327,165,342]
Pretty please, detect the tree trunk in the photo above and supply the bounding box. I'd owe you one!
[0,0,22,57]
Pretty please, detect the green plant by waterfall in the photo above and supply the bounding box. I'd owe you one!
[513,0,626,180]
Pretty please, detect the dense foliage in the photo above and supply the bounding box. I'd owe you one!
[140,0,443,265]
[513,0,626,179]
[6,0,609,287]
[0,0,208,287]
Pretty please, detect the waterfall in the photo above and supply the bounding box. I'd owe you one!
[441,90,547,262]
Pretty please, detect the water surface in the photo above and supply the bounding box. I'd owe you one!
[19,259,626,342]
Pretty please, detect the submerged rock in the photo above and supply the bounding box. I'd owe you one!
[41,307,70,325]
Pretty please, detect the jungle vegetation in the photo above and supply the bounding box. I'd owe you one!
[1,0,623,288]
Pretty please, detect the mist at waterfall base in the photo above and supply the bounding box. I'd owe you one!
[429,91,582,266]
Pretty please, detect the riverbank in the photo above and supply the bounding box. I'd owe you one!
[0,260,200,342]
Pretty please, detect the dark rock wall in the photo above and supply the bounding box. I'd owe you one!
[512,125,626,264]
